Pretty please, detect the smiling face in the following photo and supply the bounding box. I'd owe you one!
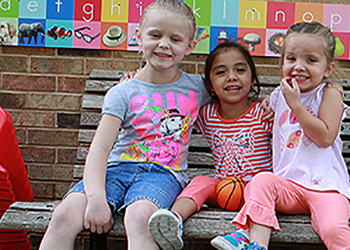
[209,49,253,108]
[282,34,334,93]
[136,9,196,74]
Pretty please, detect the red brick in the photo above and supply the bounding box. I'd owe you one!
[9,110,55,127]
[198,63,205,75]
[0,55,28,72]
[57,113,81,128]
[113,50,141,59]
[58,76,87,93]
[31,181,54,198]
[28,164,76,181]
[58,48,112,58]
[256,65,282,77]
[53,165,75,181]
[31,57,84,75]
[179,63,196,74]
[20,146,55,163]
[54,182,74,198]
[28,129,79,146]
[1,46,56,56]
[2,74,56,91]
[183,53,207,63]
[0,93,26,108]
[28,164,53,180]
[26,93,82,111]
[15,128,27,144]
[57,147,81,164]
[86,59,141,74]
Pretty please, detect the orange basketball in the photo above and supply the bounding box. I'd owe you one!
[216,177,246,211]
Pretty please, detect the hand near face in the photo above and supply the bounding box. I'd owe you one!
[280,77,301,110]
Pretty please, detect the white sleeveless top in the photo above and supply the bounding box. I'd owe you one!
[270,83,350,199]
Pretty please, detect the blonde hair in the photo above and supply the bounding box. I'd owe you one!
[139,0,196,40]
[281,22,336,65]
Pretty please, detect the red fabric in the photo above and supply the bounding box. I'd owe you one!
[0,107,33,202]
[0,108,33,250]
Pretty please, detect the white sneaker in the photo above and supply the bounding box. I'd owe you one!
[148,209,184,250]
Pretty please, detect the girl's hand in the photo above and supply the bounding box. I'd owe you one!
[84,197,114,234]
[261,96,274,122]
[280,77,301,110]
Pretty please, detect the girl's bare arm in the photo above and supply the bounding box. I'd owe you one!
[282,78,343,148]
[83,114,122,233]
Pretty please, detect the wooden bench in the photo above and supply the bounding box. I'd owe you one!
[1,70,350,250]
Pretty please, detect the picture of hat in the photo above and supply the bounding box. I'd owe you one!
[103,25,127,47]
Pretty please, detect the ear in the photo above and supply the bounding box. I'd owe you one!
[184,39,197,56]
[7,22,17,38]
[135,28,142,46]
[324,61,335,78]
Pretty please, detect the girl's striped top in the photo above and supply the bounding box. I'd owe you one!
[195,101,272,182]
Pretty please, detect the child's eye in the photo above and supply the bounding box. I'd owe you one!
[172,37,181,42]
[215,70,225,75]
[236,68,246,73]
[150,33,160,38]
[286,56,295,61]
[307,58,317,63]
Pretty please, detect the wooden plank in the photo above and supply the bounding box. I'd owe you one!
[82,95,104,110]
[85,80,119,93]
[89,69,125,80]
[0,201,60,233]
[80,112,101,127]
[0,201,333,244]
[78,129,96,143]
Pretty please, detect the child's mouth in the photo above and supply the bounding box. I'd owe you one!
[155,52,172,58]
[293,75,309,80]
[225,86,241,91]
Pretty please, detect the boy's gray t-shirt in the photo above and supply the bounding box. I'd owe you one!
[102,71,210,186]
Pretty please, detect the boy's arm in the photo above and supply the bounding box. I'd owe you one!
[83,114,122,233]
[282,78,343,148]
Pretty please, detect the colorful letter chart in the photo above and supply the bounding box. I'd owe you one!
[1,0,350,59]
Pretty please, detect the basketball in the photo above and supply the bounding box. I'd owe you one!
[216,177,246,211]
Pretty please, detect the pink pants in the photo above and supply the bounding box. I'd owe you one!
[177,176,221,212]
[232,172,350,250]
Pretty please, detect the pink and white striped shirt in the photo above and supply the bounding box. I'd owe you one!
[195,101,272,181]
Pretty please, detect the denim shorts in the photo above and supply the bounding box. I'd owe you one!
[65,162,182,215]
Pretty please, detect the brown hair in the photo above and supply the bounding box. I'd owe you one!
[139,0,196,40]
[204,41,260,103]
[281,21,336,65]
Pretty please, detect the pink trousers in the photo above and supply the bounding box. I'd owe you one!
[177,176,220,212]
[232,172,350,250]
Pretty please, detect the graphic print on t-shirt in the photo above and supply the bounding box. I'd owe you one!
[120,91,199,171]
[212,128,256,177]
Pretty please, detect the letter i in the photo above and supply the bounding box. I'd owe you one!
[136,1,143,16]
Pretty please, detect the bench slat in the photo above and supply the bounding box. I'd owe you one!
[89,69,125,80]
[80,112,101,127]
[82,95,104,110]
[85,80,119,93]
[2,201,339,244]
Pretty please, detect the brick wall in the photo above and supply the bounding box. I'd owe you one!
[1,21,350,202]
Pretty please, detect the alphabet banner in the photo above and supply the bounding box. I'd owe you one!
[0,0,349,59]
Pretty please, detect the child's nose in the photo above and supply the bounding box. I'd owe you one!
[158,37,170,49]
[294,59,305,71]
[227,72,237,81]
